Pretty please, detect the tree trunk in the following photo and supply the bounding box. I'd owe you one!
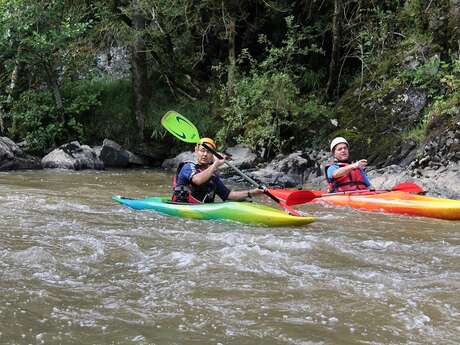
[46,66,66,124]
[7,63,19,103]
[326,0,342,99]
[227,17,236,99]
[0,105,4,134]
[131,10,148,141]
[50,76,64,111]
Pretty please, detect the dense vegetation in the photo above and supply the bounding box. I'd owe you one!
[0,0,459,162]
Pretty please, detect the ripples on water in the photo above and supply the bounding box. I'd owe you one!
[0,170,459,344]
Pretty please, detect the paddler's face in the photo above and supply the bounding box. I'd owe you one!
[195,144,214,165]
[333,143,349,161]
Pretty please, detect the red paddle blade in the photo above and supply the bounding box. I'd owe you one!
[261,189,302,215]
[391,182,425,194]
[279,202,302,216]
[266,189,294,203]
[268,189,322,205]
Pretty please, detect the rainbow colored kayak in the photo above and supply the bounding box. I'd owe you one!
[113,195,316,227]
[313,191,460,220]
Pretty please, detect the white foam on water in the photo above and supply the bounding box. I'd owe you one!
[1,170,459,344]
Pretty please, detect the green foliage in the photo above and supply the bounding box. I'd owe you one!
[403,125,426,143]
[217,71,300,153]
[0,0,457,165]
[78,78,135,145]
[8,79,103,153]
[401,57,460,136]
[424,59,460,127]
[74,76,215,152]
[398,0,426,33]
[9,90,63,153]
[0,0,93,80]
[216,16,330,155]
[402,56,444,89]
[0,0,100,153]
[63,81,102,116]
[357,6,400,63]
[256,16,323,76]
[148,98,214,139]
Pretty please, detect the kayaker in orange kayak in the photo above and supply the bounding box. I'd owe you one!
[325,137,372,192]
[173,137,263,203]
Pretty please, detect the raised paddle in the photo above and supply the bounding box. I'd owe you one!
[161,111,301,216]
[268,182,425,206]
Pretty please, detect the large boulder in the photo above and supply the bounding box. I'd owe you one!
[0,137,41,170]
[42,141,104,170]
[98,139,147,168]
[161,151,195,171]
[366,162,460,199]
[249,151,319,187]
[224,144,257,169]
[219,144,258,177]
[99,139,130,168]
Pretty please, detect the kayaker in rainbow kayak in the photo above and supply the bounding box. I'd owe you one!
[173,137,264,203]
[325,137,372,192]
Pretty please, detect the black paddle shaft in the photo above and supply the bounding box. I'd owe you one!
[201,143,281,203]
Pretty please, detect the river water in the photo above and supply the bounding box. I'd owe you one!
[0,169,459,345]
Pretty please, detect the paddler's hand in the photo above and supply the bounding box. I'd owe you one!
[211,155,226,169]
[353,159,368,169]
[247,188,264,198]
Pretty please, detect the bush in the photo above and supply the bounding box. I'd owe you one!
[8,79,103,154]
[78,78,135,145]
[215,16,331,157]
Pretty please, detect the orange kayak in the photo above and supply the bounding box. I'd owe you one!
[313,191,460,220]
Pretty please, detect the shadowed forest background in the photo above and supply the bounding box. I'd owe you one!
[1,0,459,165]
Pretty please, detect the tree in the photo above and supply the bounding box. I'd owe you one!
[326,0,342,99]
[95,0,191,140]
[0,0,92,124]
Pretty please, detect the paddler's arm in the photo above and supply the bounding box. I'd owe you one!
[332,159,368,178]
[191,156,226,186]
[227,188,264,201]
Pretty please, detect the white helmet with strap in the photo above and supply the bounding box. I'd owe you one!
[330,137,349,152]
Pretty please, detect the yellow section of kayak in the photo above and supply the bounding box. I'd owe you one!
[317,191,460,220]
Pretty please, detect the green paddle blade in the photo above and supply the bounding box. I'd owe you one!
[161,111,201,143]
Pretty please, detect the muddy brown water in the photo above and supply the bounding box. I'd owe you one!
[0,170,459,344]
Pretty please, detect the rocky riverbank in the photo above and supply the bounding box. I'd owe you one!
[160,141,460,199]
[0,137,150,171]
[1,131,459,199]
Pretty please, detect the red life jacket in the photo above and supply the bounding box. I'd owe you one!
[325,162,369,193]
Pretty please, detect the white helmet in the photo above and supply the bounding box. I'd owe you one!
[330,137,349,152]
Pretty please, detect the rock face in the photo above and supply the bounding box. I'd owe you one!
[224,144,257,169]
[160,144,258,173]
[161,151,195,171]
[248,151,327,188]
[160,146,329,189]
[96,47,130,79]
[0,137,41,170]
[409,122,460,172]
[367,162,460,199]
[388,88,428,129]
[99,139,130,168]
[143,125,460,199]
[97,139,148,168]
[42,141,104,170]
